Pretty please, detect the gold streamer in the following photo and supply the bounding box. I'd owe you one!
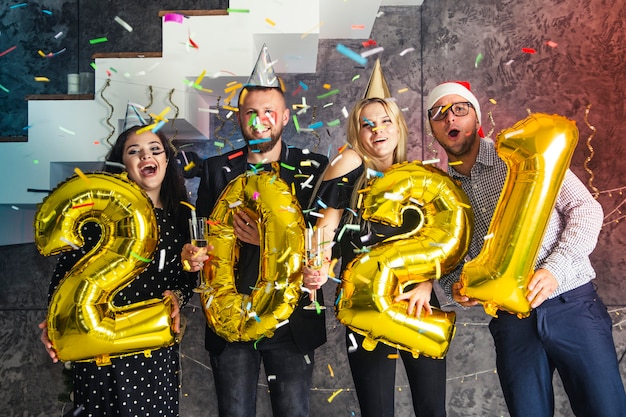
[167,88,180,142]
[213,96,237,153]
[485,111,496,139]
[98,78,116,147]
[144,86,154,114]
[583,104,600,198]
[426,132,438,160]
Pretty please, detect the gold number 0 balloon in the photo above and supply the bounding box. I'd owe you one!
[337,161,474,359]
[201,171,305,342]
[35,172,175,365]
[461,113,578,318]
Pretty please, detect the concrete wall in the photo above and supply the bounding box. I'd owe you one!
[1,1,625,416]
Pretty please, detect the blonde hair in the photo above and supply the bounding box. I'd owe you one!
[345,98,409,209]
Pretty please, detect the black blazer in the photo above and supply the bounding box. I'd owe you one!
[197,142,329,355]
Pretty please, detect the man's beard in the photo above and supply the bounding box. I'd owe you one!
[442,127,478,158]
[243,124,283,153]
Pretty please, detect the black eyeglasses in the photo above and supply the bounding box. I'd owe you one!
[428,102,473,121]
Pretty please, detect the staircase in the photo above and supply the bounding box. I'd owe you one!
[0,0,422,246]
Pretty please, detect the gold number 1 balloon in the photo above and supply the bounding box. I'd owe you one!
[337,161,473,359]
[460,113,578,318]
[34,172,175,365]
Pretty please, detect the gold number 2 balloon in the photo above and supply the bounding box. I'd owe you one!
[201,170,305,342]
[460,113,578,318]
[35,172,175,365]
[336,161,474,359]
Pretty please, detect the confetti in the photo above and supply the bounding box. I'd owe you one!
[158,249,166,272]
[448,160,463,166]
[276,319,289,329]
[327,119,340,127]
[336,43,367,66]
[71,202,94,209]
[489,98,497,105]
[89,37,108,45]
[317,89,339,99]
[475,52,484,67]
[397,87,409,94]
[265,18,275,26]
[0,46,17,57]
[114,16,133,32]
[34,77,50,82]
[301,21,324,38]
[330,154,343,166]
[60,237,80,250]
[360,46,384,58]
[59,126,76,135]
[226,8,250,13]
[327,389,344,403]
[164,13,184,23]
[327,364,334,377]
[348,332,358,352]
[522,47,536,54]
[130,251,151,263]
[546,40,558,48]
[351,24,365,30]
[399,47,415,56]
[484,233,494,240]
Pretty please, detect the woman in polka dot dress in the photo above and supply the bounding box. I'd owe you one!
[39,125,197,416]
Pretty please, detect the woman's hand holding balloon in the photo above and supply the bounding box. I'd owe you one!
[38,320,59,363]
[394,280,434,318]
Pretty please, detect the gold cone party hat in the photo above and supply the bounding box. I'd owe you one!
[363,58,391,99]
[245,44,280,88]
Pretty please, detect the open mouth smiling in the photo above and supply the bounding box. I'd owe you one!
[140,164,157,176]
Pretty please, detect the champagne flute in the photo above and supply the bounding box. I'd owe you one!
[303,227,326,311]
[189,215,209,292]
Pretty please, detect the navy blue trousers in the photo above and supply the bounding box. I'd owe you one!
[489,282,626,417]
[210,341,314,417]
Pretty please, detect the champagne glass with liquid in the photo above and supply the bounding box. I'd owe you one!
[189,216,208,292]
[303,227,326,311]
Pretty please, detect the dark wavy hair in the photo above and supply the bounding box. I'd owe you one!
[104,125,191,239]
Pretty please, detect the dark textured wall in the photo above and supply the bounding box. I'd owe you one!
[0,0,226,137]
[1,1,625,417]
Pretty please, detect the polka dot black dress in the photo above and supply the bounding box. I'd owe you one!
[47,209,195,417]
